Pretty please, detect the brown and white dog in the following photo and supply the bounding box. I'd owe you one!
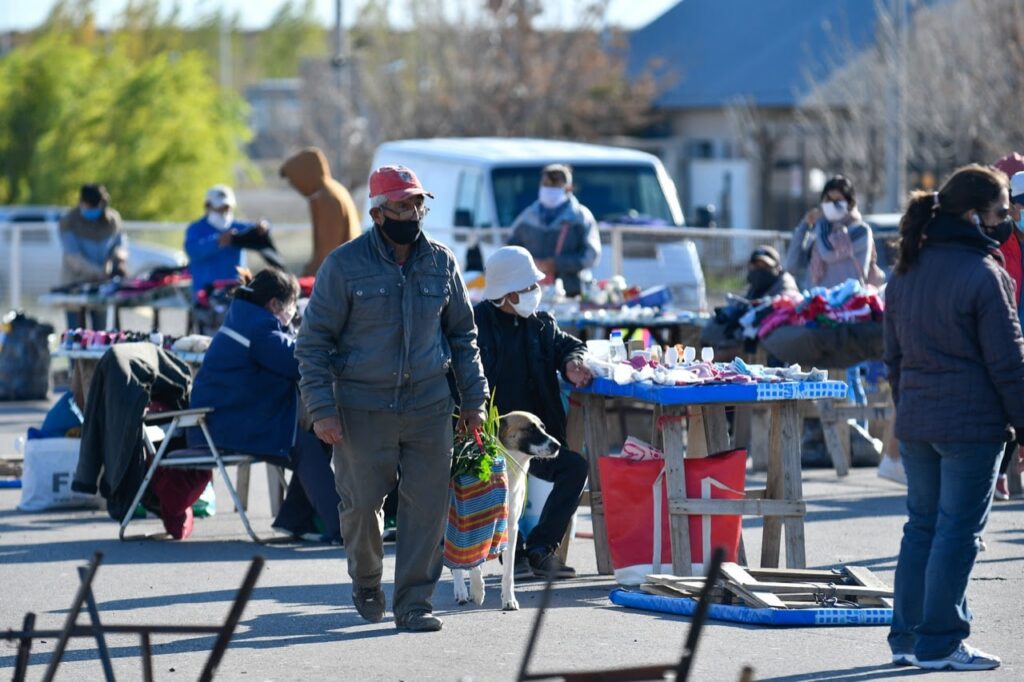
[452,411,561,611]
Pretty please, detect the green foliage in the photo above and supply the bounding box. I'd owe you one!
[451,394,508,482]
[0,28,250,219]
[259,0,328,78]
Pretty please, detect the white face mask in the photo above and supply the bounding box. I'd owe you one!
[510,288,542,318]
[538,186,568,209]
[820,200,849,223]
[207,211,234,231]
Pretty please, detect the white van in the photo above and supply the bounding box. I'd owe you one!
[368,137,685,230]
[368,137,705,308]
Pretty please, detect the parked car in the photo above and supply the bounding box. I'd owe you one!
[368,137,706,308]
[0,205,186,300]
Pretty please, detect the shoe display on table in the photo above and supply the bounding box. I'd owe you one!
[915,643,1000,671]
[877,455,907,485]
[352,586,386,623]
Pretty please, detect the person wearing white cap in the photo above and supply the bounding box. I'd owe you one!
[475,246,593,579]
[184,184,270,332]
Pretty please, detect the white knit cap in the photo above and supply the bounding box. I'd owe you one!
[1011,171,1024,203]
[482,246,545,301]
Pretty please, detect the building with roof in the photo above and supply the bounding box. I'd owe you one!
[625,0,937,230]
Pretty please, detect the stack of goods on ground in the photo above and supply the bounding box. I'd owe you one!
[0,311,53,401]
[611,563,894,627]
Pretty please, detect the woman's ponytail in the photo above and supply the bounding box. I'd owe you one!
[894,192,937,274]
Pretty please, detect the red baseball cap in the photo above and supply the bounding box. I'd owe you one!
[368,165,434,202]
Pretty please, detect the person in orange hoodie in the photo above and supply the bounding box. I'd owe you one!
[280,147,361,276]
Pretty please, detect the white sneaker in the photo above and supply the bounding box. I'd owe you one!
[877,455,907,485]
[915,643,1001,671]
[892,652,917,666]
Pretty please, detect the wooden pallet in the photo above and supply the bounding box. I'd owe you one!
[645,563,893,610]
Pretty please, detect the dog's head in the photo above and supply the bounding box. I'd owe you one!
[498,411,560,461]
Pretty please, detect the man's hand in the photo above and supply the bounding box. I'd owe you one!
[458,408,487,434]
[218,229,236,248]
[313,416,343,445]
[255,220,270,236]
[536,258,556,278]
[564,358,593,388]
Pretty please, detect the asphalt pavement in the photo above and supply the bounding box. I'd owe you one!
[1,400,1022,681]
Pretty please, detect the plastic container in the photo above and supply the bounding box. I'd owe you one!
[609,330,627,363]
[625,285,671,309]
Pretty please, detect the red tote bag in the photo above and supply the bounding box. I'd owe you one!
[598,449,746,585]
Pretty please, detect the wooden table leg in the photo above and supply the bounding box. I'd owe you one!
[662,405,693,576]
[779,402,806,568]
[749,407,771,473]
[557,396,586,565]
[234,463,250,512]
[580,393,614,575]
[761,404,784,568]
[818,399,850,477]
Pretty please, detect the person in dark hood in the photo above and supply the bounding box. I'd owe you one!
[884,164,1024,671]
[280,147,361,276]
[745,245,799,300]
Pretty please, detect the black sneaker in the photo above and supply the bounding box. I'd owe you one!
[395,610,443,632]
[528,550,577,579]
[514,552,534,580]
[352,586,386,623]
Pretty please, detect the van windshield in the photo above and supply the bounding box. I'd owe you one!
[491,165,678,227]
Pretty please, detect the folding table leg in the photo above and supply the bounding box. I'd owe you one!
[13,612,35,682]
[199,557,264,682]
[120,420,179,540]
[778,403,806,568]
[78,566,116,682]
[42,552,103,682]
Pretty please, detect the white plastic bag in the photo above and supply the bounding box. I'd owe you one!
[17,437,100,511]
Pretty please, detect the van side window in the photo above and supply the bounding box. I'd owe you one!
[454,171,482,227]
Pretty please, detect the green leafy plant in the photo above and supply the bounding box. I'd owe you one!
[451,393,506,482]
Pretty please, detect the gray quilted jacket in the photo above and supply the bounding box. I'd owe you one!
[884,214,1024,443]
[296,226,488,421]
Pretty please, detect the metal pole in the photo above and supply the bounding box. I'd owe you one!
[611,227,624,278]
[219,15,231,90]
[333,0,347,176]
[882,0,907,212]
[9,224,22,310]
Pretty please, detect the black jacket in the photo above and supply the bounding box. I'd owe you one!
[72,344,191,519]
[884,214,1024,443]
[473,302,585,444]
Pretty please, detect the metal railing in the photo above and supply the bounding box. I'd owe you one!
[2,220,792,310]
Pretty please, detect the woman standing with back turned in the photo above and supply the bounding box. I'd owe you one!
[884,164,1024,671]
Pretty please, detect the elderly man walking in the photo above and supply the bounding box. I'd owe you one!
[296,165,488,632]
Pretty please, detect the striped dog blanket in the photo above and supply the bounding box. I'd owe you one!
[443,456,509,570]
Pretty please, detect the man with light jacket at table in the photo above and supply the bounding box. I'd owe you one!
[296,164,489,633]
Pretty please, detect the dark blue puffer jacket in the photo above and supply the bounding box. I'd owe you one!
[189,299,299,459]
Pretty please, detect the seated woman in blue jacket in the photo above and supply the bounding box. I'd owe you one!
[189,268,342,542]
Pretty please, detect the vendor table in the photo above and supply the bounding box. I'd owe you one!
[40,283,191,332]
[555,311,710,347]
[569,377,848,577]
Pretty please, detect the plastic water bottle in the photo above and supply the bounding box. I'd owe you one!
[682,346,696,364]
[609,330,627,362]
[701,347,714,363]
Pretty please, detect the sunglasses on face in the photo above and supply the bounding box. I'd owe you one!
[985,206,1011,220]
[381,203,429,221]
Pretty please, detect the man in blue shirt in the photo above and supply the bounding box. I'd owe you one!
[184,185,268,332]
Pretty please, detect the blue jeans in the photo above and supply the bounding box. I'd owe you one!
[888,440,1002,660]
[270,429,342,541]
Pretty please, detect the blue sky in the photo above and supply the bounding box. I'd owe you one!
[1,0,679,30]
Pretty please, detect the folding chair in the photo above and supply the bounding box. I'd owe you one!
[119,407,263,542]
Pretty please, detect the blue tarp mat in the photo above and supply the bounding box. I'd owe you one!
[609,588,892,627]
[571,377,848,405]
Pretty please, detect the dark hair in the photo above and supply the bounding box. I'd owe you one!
[234,268,299,307]
[820,174,856,208]
[79,183,110,207]
[894,164,1008,274]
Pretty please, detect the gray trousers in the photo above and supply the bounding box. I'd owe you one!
[333,398,453,618]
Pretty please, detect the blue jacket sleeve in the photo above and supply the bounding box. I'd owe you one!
[250,321,301,381]
[185,222,222,263]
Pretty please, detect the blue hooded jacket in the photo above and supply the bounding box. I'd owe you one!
[184,216,258,299]
[189,299,299,459]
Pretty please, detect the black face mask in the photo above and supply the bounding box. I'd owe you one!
[380,217,422,245]
[985,218,1014,246]
[746,269,778,296]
